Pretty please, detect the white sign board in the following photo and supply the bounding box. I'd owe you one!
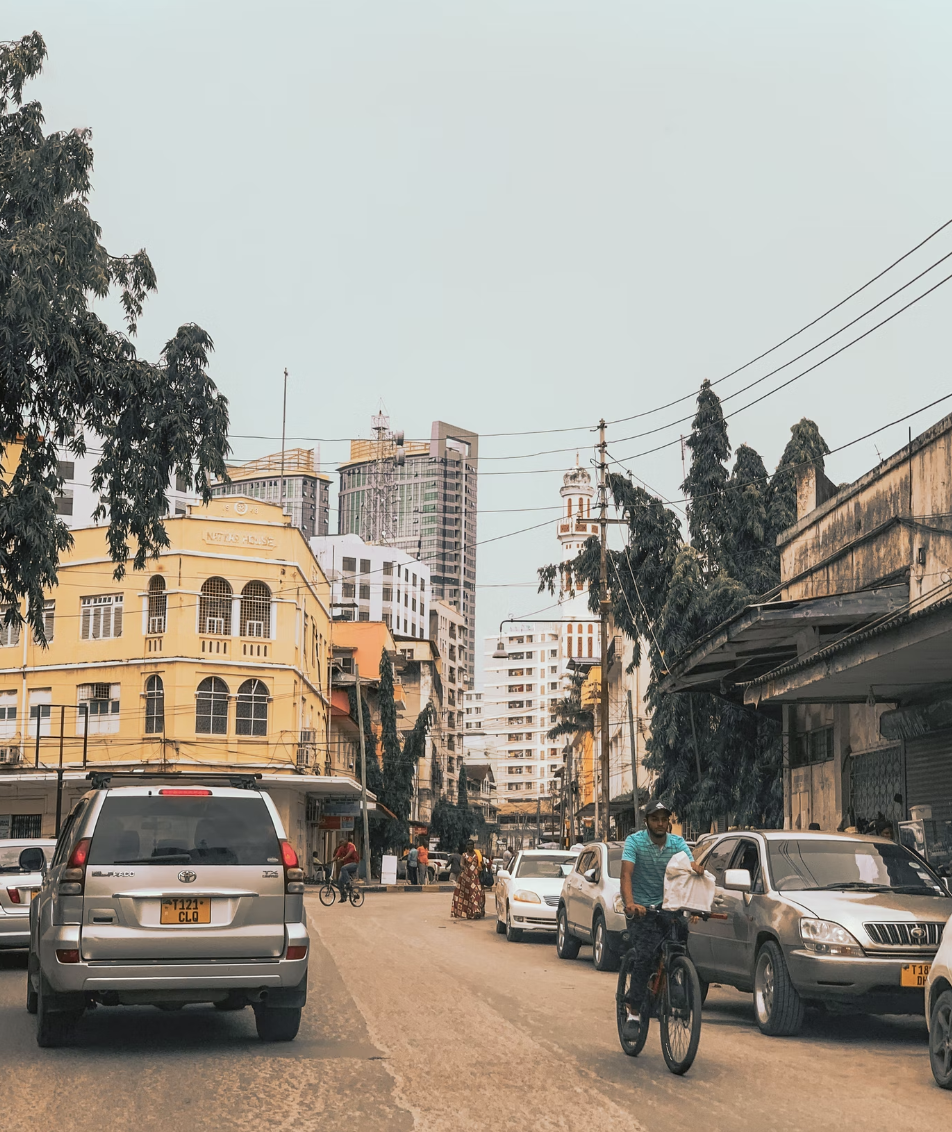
[381,853,397,885]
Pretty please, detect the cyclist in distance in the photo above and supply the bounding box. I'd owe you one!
[619,801,705,1040]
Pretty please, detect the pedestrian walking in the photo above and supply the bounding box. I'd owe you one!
[448,846,462,882]
[407,843,419,885]
[502,846,514,870]
[417,841,429,886]
[451,839,485,920]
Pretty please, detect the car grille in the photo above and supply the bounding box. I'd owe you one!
[864,921,944,947]
[543,895,560,907]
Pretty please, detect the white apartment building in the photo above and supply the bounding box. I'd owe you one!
[54,448,197,528]
[310,533,430,637]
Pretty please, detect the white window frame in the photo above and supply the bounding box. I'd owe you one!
[80,594,123,641]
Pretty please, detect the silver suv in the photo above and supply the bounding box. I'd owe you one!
[688,830,951,1035]
[556,841,628,971]
[28,773,309,1047]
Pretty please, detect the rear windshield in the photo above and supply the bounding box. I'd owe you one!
[0,844,53,874]
[767,838,946,896]
[515,854,576,878]
[88,796,281,866]
[607,846,623,879]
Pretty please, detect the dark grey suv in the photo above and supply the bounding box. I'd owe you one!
[688,830,950,1035]
[28,773,309,1047]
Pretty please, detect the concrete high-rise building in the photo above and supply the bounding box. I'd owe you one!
[337,419,478,681]
[212,448,331,538]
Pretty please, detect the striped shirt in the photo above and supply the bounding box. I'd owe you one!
[621,830,694,907]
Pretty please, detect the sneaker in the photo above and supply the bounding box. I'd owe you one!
[621,1010,642,1041]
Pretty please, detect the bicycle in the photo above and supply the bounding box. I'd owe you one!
[615,906,726,1075]
[318,876,364,907]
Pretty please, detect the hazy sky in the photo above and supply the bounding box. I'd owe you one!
[14,2,952,672]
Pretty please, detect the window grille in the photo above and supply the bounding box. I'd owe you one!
[240,581,271,637]
[57,459,75,480]
[145,675,164,734]
[195,677,229,734]
[12,815,41,838]
[236,679,269,737]
[80,594,123,640]
[341,583,355,599]
[200,577,232,635]
[148,576,167,634]
[382,587,392,603]
[0,610,21,649]
[342,557,357,574]
[360,559,371,574]
[359,585,370,600]
[55,490,74,516]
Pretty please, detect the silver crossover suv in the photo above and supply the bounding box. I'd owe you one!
[0,840,57,948]
[556,841,628,971]
[688,830,951,1035]
[28,773,309,1047]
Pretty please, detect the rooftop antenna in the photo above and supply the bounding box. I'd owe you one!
[368,405,405,545]
[280,368,288,518]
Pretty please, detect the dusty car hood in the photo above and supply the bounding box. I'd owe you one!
[782,888,951,924]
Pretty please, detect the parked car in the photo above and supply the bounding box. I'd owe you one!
[494,849,578,941]
[556,841,627,971]
[29,774,309,1047]
[396,855,448,882]
[687,830,951,1036]
[0,839,57,949]
[925,910,952,1088]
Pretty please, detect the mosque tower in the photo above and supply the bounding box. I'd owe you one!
[557,459,600,662]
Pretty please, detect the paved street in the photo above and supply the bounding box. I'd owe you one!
[0,893,946,1132]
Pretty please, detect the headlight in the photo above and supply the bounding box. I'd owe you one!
[799,918,865,957]
[513,889,542,904]
[613,893,626,915]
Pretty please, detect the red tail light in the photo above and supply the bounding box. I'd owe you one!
[6,888,21,904]
[56,949,80,964]
[159,788,212,796]
[286,945,308,960]
[67,838,91,869]
[280,841,298,868]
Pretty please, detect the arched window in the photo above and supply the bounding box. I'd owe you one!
[240,581,271,638]
[578,498,583,517]
[236,679,269,736]
[200,578,232,635]
[148,576,167,635]
[145,674,164,733]
[566,498,573,517]
[196,677,229,734]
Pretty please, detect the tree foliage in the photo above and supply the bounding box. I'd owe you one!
[681,379,731,572]
[0,32,230,639]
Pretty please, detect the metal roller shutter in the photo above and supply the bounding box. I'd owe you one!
[905,730,952,823]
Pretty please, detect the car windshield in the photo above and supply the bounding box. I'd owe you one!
[767,838,946,895]
[515,854,576,878]
[0,844,51,874]
[88,796,282,866]
[607,847,623,879]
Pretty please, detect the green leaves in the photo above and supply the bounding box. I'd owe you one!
[0,33,229,640]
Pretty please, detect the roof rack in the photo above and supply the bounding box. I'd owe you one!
[86,771,263,791]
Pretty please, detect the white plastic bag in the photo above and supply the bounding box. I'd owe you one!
[662,850,715,913]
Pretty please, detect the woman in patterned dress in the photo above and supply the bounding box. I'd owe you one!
[451,840,485,920]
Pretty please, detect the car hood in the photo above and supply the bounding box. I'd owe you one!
[782,888,952,925]
[509,877,568,898]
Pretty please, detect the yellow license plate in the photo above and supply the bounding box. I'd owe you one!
[160,897,211,925]
[901,962,930,988]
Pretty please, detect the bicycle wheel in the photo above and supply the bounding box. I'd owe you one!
[318,884,337,907]
[659,954,702,1075]
[615,950,651,1057]
[349,887,365,907]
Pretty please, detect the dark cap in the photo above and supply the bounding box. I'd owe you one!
[644,800,672,817]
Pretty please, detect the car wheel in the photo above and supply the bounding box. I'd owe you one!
[592,914,620,972]
[505,906,523,943]
[754,940,804,1036]
[930,988,952,1089]
[253,1004,302,1042]
[26,951,38,1015]
[36,976,82,1048]
[496,916,506,935]
[556,907,581,960]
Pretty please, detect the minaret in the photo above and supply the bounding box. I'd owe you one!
[557,458,598,660]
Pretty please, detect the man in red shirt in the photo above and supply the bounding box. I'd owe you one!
[333,837,359,903]
[417,841,429,886]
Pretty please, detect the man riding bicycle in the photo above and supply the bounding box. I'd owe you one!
[619,800,705,1040]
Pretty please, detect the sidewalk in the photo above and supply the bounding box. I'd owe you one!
[306,880,456,894]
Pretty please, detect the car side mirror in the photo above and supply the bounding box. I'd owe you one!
[19,847,46,873]
[583,867,598,882]
[560,863,573,877]
[724,868,752,892]
[498,869,510,879]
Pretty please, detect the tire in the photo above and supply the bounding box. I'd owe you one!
[318,884,337,907]
[253,1004,301,1042]
[505,906,523,943]
[556,907,581,960]
[36,977,82,1049]
[698,976,710,1005]
[754,940,804,1037]
[592,915,620,972]
[349,887,365,907]
[615,950,650,1057]
[26,952,38,1015]
[496,917,506,935]
[659,955,702,1075]
[930,989,952,1089]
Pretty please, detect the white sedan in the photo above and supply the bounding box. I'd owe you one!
[925,909,952,1089]
[494,849,578,942]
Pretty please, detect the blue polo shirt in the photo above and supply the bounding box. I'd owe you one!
[621,829,693,907]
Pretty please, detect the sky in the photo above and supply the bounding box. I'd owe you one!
[12,1,952,679]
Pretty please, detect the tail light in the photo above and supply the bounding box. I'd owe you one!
[55,949,80,964]
[6,888,21,904]
[59,837,92,896]
[281,840,305,894]
[286,945,308,960]
[159,788,212,796]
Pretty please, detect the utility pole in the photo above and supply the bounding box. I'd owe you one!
[565,742,574,846]
[355,664,372,882]
[536,795,541,846]
[279,368,288,519]
[626,689,641,832]
[597,419,611,841]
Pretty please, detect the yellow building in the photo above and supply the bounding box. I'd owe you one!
[0,497,361,854]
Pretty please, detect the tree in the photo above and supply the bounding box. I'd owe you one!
[681,379,731,572]
[722,444,777,595]
[0,33,230,640]
[765,418,831,541]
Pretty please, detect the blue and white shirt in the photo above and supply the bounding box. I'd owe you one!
[621,829,694,907]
